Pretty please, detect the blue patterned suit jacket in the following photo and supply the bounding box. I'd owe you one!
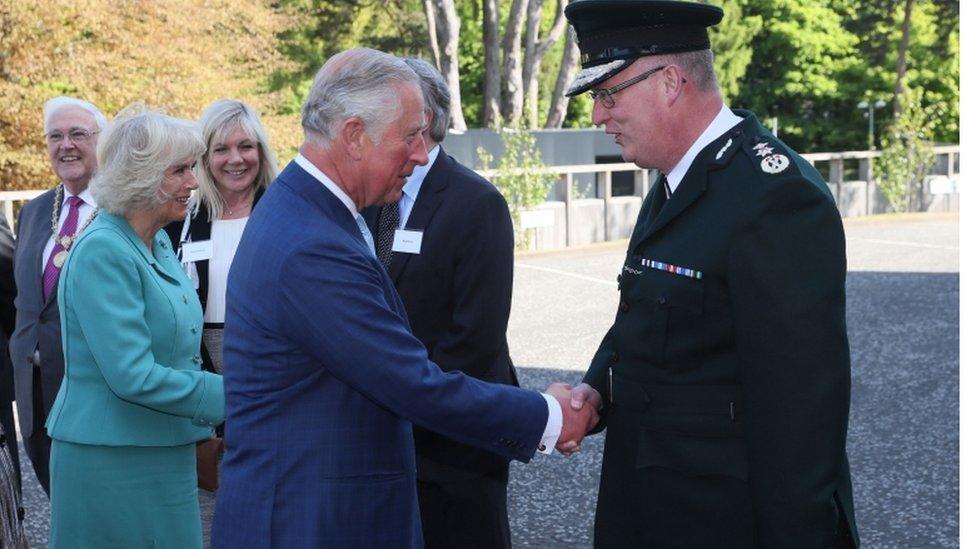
[212,161,549,548]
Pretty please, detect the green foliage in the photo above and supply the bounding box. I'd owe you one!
[737,0,859,151]
[874,87,938,212]
[477,126,554,247]
[272,0,430,112]
[708,0,761,102]
[732,0,958,152]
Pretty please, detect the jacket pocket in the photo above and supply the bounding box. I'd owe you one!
[636,411,748,482]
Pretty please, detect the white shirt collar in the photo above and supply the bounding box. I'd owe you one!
[294,153,358,220]
[401,144,440,203]
[62,185,96,208]
[665,105,743,193]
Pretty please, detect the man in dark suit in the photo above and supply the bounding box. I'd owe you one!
[560,2,860,547]
[212,48,596,548]
[9,97,104,495]
[0,216,19,487]
[364,58,518,549]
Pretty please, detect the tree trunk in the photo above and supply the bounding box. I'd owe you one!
[521,0,567,128]
[545,25,579,128]
[430,0,467,130]
[500,0,530,125]
[423,0,441,71]
[481,0,501,127]
[892,0,913,117]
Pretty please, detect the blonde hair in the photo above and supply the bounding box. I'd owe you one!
[90,103,204,216]
[193,99,279,221]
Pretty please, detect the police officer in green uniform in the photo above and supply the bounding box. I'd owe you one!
[559,1,859,547]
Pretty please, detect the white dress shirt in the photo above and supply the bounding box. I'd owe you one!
[396,145,441,229]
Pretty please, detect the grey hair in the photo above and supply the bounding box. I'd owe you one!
[193,99,279,221]
[402,58,450,143]
[648,49,720,93]
[43,96,108,133]
[301,48,421,145]
[90,104,204,216]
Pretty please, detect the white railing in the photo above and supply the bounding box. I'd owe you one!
[1,146,959,249]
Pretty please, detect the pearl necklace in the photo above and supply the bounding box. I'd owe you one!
[50,184,99,268]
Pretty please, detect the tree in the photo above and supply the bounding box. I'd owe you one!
[520,0,567,127]
[544,24,580,128]
[425,0,468,130]
[0,0,292,191]
[708,0,761,103]
[874,86,939,212]
[481,0,502,126]
[891,0,913,117]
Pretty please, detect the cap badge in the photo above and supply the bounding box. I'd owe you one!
[761,154,790,174]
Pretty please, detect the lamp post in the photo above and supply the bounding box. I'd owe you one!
[857,99,886,150]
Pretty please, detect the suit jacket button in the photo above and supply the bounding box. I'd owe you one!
[657,295,668,306]
[619,301,629,313]
[610,352,619,364]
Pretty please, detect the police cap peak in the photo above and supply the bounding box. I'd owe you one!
[565,0,724,97]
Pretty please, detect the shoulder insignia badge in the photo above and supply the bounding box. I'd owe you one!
[753,142,774,157]
[760,154,790,174]
[715,138,733,160]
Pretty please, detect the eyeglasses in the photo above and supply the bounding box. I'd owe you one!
[589,65,667,109]
[45,129,100,145]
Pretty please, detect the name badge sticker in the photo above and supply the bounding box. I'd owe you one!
[181,240,214,263]
[391,229,423,254]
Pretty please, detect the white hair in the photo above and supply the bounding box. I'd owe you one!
[90,104,204,216]
[194,99,279,221]
[43,96,107,133]
[301,48,421,145]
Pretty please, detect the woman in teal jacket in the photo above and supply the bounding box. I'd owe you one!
[46,104,224,548]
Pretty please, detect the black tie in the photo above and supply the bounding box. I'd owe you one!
[651,174,669,218]
[376,202,400,268]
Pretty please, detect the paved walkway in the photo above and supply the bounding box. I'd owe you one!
[16,213,959,548]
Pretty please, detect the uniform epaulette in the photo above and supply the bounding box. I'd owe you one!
[740,133,796,177]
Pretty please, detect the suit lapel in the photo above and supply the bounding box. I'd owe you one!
[630,124,745,251]
[35,192,57,309]
[387,151,449,283]
[282,161,368,253]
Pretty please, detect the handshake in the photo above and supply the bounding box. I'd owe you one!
[545,382,602,456]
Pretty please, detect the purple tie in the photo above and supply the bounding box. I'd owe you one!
[42,196,84,301]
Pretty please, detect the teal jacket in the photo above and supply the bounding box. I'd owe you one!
[46,212,224,446]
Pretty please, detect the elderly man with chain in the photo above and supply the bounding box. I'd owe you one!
[10,96,104,495]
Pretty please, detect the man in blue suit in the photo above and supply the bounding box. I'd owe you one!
[212,48,596,548]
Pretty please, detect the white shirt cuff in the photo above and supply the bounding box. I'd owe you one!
[537,393,562,454]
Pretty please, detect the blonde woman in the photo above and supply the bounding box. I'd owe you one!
[163,99,277,546]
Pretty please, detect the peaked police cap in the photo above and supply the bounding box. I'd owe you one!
[565,0,723,97]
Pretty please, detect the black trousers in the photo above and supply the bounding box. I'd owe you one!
[417,466,511,549]
[24,365,51,496]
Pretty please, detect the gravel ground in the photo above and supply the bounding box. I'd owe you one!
[14,212,959,548]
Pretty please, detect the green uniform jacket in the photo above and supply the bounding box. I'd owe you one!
[46,213,224,446]
[584,111,858,548]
